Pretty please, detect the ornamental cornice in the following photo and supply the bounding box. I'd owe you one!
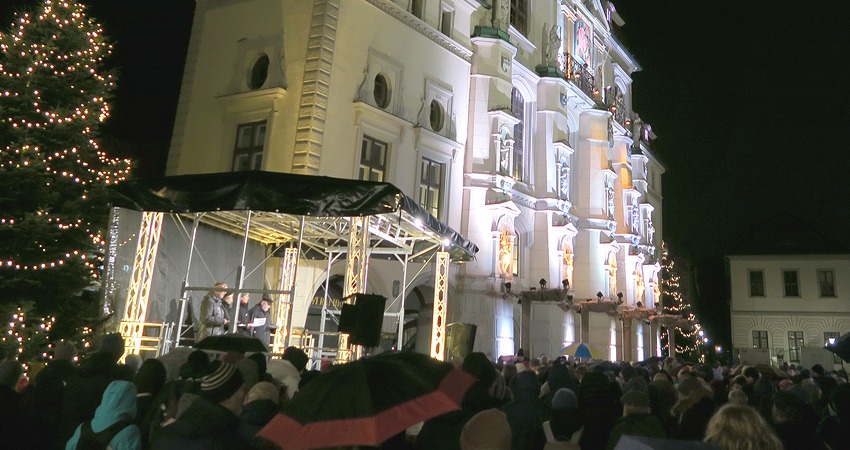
[365,0,473,63]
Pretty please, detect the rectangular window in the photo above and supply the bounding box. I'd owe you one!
[818,270,836,297]
[748,270,765,297]
[359,135,388,182]
[440,5,453,36]
[510,87,525,181]
[510,0,528,35]
[410,0,423,18]
[752,330,768,349]
[232,121,266,171]
[825,332,842,364]
[788,331,804,363]
[783,270,800,297]
[418,158,444,220]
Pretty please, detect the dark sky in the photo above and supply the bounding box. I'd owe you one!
[4,0,849,347]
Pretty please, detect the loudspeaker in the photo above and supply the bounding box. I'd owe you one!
[446,322,477,359]
[338,303,357,334]
[349,294,386,348]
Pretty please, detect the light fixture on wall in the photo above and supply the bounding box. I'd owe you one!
[617,292,624,305]
[561,279,570,290]
[539,278,547,290]
[596,291,604,300]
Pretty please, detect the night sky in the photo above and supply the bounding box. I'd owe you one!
[3,0,849,348]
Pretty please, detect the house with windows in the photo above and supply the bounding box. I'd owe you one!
[728,216,850,369]
[161,0,664,361]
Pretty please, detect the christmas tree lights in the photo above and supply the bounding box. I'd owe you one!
[0,0,131,346]
[658,242,702,358]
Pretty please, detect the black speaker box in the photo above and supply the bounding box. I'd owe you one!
[350,294,386,347]
[338,303,357,334]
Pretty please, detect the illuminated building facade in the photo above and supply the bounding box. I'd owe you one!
[165,0,664,361]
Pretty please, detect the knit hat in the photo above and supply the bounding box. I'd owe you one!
[200,361,244,403]
[236,358,260,391]
[282,346,308,373]
[460,408,512,450]
[677,376,703,397]
[99,333,125,361]
[552,388,578,410]
[53,340,77,361]
[621,390,651,408]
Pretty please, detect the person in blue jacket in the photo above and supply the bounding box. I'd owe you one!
[66,380,142,450]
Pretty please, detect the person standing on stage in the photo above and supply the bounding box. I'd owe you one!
[246,297,275,348]
[198,282,229,340]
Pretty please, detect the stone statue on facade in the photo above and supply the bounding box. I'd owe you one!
[497,126,513,175]
[558,154,569,199]
[492,0,510,31]
[543,24,561,67]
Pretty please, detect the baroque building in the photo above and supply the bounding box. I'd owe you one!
[164,0,664,361]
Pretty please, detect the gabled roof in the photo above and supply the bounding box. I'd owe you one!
[728,212,850,256]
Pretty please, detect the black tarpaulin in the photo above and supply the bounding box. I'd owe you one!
[107,170,478,261]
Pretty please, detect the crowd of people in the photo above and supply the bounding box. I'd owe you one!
[1,334,849,449]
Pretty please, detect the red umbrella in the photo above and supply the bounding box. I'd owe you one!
[258,351,476,450]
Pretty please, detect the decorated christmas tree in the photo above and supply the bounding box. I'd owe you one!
[0,0,130,351]
[658,242,701,359]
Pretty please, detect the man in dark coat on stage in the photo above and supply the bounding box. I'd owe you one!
[246,297,274,348]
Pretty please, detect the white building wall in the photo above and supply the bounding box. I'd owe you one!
[729,254,850,369]
[165,0,664,361]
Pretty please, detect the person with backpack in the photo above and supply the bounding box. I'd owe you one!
[65,380,141,450]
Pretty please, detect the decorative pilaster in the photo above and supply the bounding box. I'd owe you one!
[430,251,450,360]
[291,0,339,174]
[271,247,298,355]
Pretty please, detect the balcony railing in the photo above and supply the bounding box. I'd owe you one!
[604,86,631,129]
[559,52,596,99]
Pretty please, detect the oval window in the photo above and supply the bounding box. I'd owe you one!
[373,73,390,109]
[249,54,270,90]
[429,99,444,132]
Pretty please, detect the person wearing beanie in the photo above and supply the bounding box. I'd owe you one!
[151,361,247,449]
[198,281,230,340]
[54,340,78,362]
[60,333,134,443]
[134,358,167,448]
[459,408,512,450]
[671,375,715,441]
[65,380,142,450]
[606,390,666,449]
[238,381,280,448]
[246,296,275,348]
[549,388,582,441]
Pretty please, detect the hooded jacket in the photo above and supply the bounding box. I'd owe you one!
[150,396,246,449]
[65,380,142,450]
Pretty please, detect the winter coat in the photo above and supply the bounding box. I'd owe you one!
[671,390,715,441]
[65,380,142,450]
[247,304,273,348]
[24,359,76,450]
[60,352,135,442]
[150,396,246,450]
[238,399,278,448]
[501,371,546,450]
[605,413,666,450]
[235,301,252,337]
[198,293,227,340]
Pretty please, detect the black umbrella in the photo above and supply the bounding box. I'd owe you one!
[194,333,268,353]
[825,332,850,362]
[258,351,476,450]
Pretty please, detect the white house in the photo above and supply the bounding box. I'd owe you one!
[728,217,850,369]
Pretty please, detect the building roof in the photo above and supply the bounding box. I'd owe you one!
[728,212,850,256]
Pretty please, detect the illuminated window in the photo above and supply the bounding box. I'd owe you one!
[752,330,768,349]
[818,270,836,297]
[788,331,804,363]
[418,158,444,219]
[510,87,525,181]
[359,135,388,182]
[748,270,764,297]
[783,270,799,297]
[510,0,528,35]
[232,121,266,171]
[512,231,520,277]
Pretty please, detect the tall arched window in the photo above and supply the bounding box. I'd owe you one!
[511,87,524,181]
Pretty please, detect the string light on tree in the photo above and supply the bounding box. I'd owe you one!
[0,0,131,343]
[658,242,702,358]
